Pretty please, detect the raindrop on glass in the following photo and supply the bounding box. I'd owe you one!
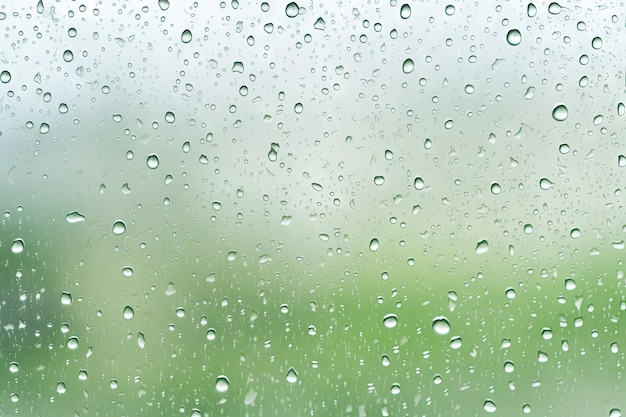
[123,305,135,320]
[286,367,298,383]
[400,4,411,19]
[484,400,497,413]
[432,316,451,335]
[552,104,568,121]
[285,2,299,18]
[490,182,501,194]
[11,238,25,254]
[369,238,379,252]
[475,239,489,254]
[383,313,398,329]
[112,220,126,235]
[402,58,414,74]
[146,153,160,169]
[506,29,521,46]
[539,178,554,190]
[66,211,86,224]
[63,50,74,62]
[67,336,79,350]
[591,36,603,49]
[164,111,175,123]
[0,70,11,83]
[181,29,192,43]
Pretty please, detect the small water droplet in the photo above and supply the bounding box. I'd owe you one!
[432,316,450,335]
[539,178,554,190]
[503,360,515,373]
[374,175,385,186]
[66,211,86,224]
[484,400,497,413]
[206,328,217,340]
[559,143,570,153]
[11,238,24,254]
[313,17,326,30]
[400,4,411,19]
[414,176,425,190]
[527,2,537,17]
[381,354,390,366]
[618,155,626,167]
[570,228,581,238]
[541,328,553,340]
[294,103,303,114]
[146,153,160,169]
[505,287,516,299]
[450,336,463,349]
[475,239,489,254]
[285,2,299,17]
[122,266,133,277]
[63,50,74,62]
[490,182,501,194]
[10,393,19,403]
[123,305,134,320]
[67,336,79,350]
[506,29,522,46]
[164,111,175,123]
[286,367,298,383]
[384,150,394,160]
[0,70,11,83]
[78,369,88,381]
[181,29,192,43]
[537,351,549,362]
[618,102,625,116]
[464,84,474,94]
[232,61,244,73]
[383,313,398,329]
[39,123,50,134]
[56,382,66,394]
[112,220,126,235]
[565,278,576,290]
[61,292,72,305]
[402,58,414,74]
[609,409,622,417]
[369,238,379,252]
[523,224,533,234]
[444,4,456,15]
[9,362,19,373]
[268,142,279,162]
[37,0,44,13]
[390,383,401,395]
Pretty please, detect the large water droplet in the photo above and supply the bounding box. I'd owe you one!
[112,220,126,235]
[539,178,554,190]
[61,292,72,305]
[390,383,401,395]
[63,50,74,62]
[67,336,79,350]
[138,332,145,349]
[181,29,192,43]
[286,367,298,383]
[506,29,522,46]
[537,351,549,362]
[66,211,86,224]
[285,2,299,17]
[444,4,455,15]
[505,287,516,299]
[570,228,581,239]
[548,2,562,14]
[402,58,414,74]
[369,238,379,252]
[146,153,160,169]
[432,316,450,335]
[37,0,44,14]
[0,70,11,83]
[11,238,24,254]
[552,104,568,121]
[78,369,88,381]
[206,328,216,340]
[619,155,626,167]
[313,17,326,30]
[158,0,169,11]
[123,305,134,320]
[610,409,622,417]
[400,4,411,19]
[414,177,425,190]
[503,360,515,373]
[484,400,497,413]
[527,2,537,17]
[9,362,20,373]
[591,36,603,49]
[490,182,501,194]
[383,313,398,329]
[268,142,279,162]
[164,111,175,123]
[374,176,385,186]
[475,239,489,254]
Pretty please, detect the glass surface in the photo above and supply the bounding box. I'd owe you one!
[1,1,625,416]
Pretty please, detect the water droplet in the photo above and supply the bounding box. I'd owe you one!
[63,50,74,62]
[523,224,533,234]
[537,351,549,363]
[268,142,279,162]
[37,0,44,13]
[592,36,603,49]
[400,4,411,19]
[374,176,385,186]
[552,104,568,121]
[369,238,379,252]
[164,111,175,123]
[67,336,79,350]
[450,336,463,349]
[286,367,298,383]
[618,155,626,167]
[66,211,86,224]
[0,70,11,83]
[158,0,169,11]
[565,278,576,290]
[390,383,401,395]
[181,29,192,43]
[475,239,489,254]
[123,305,134,320]
[207,328,217,340]
[432,316,450,335]
[541,328,553,340]
[232,61,244,73]
[285,2,299,18]
[464,84,474,94]
[505,287,516,299]
[311,182,323,191]
[110,379,118,389]
[570,228,581,238]
[138,332,145,349]
[402,58,414,74]
[381,354,390,366]
[503,360,515,373]
[559,143,570,153]
[414,177,425,190]
[383,313,398,329]
[39,123,50,134]
[10,393,19,403]
[484,400,497,413]
[384,149,394,160]
[490,182,501,194]
[610,409,622,417]
[539,178,554,190]
[61,292,72,305]
[294,103,303,114]
[9,362,19,373]
[618,102,625,116]
[11,238,24,254]
[548,2,562,14]
[78,369,88,381]
[112,220,126,235]
[444,4,456,15]
[56,382,66,394]
[146,153,160,169]
[313,17,326,30]
[527,2,537,17]
[122,266,134,277]
[506,29,522,46]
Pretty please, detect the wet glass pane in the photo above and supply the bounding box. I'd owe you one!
[1,1,625,416]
